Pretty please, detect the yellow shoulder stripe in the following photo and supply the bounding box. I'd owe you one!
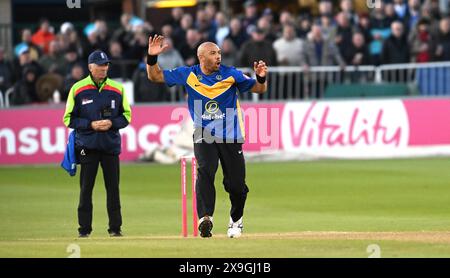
[186,72,235,99]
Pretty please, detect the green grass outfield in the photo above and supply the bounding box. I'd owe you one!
[1,158,450,258]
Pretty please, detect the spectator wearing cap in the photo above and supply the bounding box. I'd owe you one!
[273,24,304,66]
[14,28,42,61]
[225,17,248,49]
[31,18,55,54]
[239,27,277,67]
[63,50,131,238]
[11,45,44,84]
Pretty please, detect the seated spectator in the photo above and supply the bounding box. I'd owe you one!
[14,28,42,61]
[297,15,312,39]
[0,46,13,93]
[132,55,167,103]
[410,18,433,63]
[11,65,39,106]
[220,38,238,66]
[300,24,345,68]
[343,32,370,66]
[179,28,203,66]
[214,11,230,47]
[242,0,259,35]
[62,45,84,76]
[273,23,303,66]
[108,41,126,79]
[433,17,450,61]
[318,14,337,41]
[11,46,44,84]
[112,13,134,55]
[158,38,184,70]
[173,14,194,50]
[369,2,392,65]
[335,12,354,57]
[340,0,358,25]
[257,16,277,43]
[381,21,410,64]
[240,27,277,67]
[225,17,248,49]
[38,40,66,75]
[62,63,85,101]
[31,18,55,54]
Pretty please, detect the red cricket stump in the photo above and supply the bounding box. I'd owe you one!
[192,157,198,237]
[181,157,188,237]
[181,156,198,237]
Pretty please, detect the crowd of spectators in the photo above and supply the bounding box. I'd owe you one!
[0,0,449,105]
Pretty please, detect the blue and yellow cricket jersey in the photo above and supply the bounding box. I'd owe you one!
[163,64,256,141]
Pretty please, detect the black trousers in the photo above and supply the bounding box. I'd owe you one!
[194,140,249,223]
[77,149,122,234]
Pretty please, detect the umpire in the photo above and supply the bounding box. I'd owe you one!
[63,50,131,237]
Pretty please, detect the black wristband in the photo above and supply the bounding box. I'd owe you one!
[256,74,266,84]
[147,54,158,66]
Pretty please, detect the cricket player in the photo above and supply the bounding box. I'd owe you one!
[146,35,267,238]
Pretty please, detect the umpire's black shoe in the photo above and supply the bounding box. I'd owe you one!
[198,216,213,238]
[78,233,90,238]
[109,230,123,237]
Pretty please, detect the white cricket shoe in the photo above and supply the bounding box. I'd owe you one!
[227,217,243,238]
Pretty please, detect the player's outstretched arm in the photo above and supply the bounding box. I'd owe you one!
[250,60,268,94]
[146,35,169,83]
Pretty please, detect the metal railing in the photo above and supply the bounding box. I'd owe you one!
[2,61,450,108]
[378,61,450,96]
[4,87,13,108]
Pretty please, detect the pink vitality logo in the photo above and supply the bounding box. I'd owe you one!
[280,100,409,157]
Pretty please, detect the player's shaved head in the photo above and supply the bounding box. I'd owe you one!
[197,42,219,57]
[197,41,222,74]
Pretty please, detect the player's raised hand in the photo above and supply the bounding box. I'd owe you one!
[253,60,268,78]
[148,35,169,56]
